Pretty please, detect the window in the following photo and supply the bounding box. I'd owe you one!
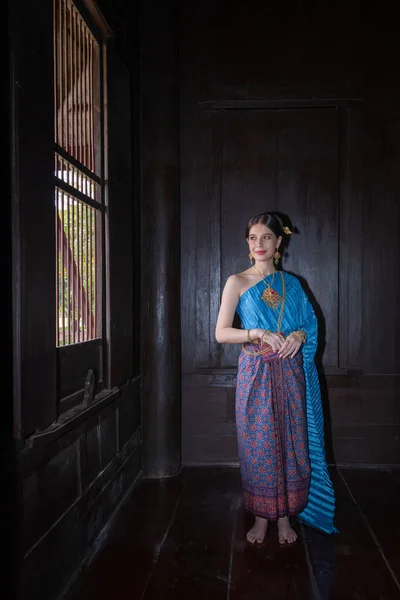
[10,0,134,437]
[54,0,103,347]
[53,0,108,412]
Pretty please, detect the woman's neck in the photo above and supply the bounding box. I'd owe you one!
[253,260,275,277]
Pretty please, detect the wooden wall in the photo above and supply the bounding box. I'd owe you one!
[179,0,400,466]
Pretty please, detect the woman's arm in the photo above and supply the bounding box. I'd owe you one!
[215,275,262,344]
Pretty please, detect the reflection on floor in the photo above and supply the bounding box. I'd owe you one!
[64,467,400,599]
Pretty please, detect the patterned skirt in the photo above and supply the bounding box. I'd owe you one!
[236,342,311,520]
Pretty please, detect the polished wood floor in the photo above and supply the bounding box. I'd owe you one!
[64,467,400,600]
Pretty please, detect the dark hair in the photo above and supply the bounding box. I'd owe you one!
[245,212,285,239]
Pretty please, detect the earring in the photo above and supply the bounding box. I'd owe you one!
[249,252,254,265]
[273,249,281,266]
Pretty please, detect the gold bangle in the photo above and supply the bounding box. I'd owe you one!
[247,329,252,342]
[261,329,271,343]
[241,343,272,356]
[291,330,306,343]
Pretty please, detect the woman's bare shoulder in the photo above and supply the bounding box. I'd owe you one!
[223,273,241,290]
[225,269,258,295]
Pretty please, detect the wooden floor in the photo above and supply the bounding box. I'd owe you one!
[64,467,400,600]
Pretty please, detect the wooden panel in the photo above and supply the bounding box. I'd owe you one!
[194,112,215,369]
[19,441,141,600]
[338,108,363,370]
[182,381,400,466]
[361,106,400,374]
[220,108,340,368]
[22,442,80,554]
[118,380,141,451]
[277,109,339,366]
[106,39,134,387]
[58,339,103,400]
[179,0,362,104]
[345,108,364,369]
[183,107,341,372]
[179,103,198,374]
[10,0,57,436]
[180,109,223,372]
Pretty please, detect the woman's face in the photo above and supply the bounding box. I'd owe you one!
[247,223,281,262]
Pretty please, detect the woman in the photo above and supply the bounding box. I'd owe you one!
[215,211,337,546]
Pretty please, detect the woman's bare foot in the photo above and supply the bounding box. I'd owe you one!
[247,516,268,545]
[277,516,297,545]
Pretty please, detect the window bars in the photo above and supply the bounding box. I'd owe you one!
[54,0,102,346]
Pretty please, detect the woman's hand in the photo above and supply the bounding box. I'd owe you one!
[278,332,303,359]
[261,330,285,352]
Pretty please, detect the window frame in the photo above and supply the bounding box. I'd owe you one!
[53,0,111,415]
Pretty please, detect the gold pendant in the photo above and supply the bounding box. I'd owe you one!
[261,285,282,309]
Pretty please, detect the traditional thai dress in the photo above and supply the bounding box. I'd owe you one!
[235,271,337,535]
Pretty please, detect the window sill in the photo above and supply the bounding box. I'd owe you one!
[27,387,121,449]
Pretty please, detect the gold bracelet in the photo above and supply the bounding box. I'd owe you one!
[247,329,252,342]
[291,330,307,343]
[241,344,272,356]
[261,329,272,343]
[242,330,274,355]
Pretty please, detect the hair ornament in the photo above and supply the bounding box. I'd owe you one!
[282,226,292,235]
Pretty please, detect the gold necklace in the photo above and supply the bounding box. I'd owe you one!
[252,264,282,309]
[241,272,286,355]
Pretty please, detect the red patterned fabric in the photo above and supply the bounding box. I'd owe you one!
[236,342,310,520]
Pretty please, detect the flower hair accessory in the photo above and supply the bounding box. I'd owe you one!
[282,226,292,235]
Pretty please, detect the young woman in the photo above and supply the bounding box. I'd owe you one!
[215,211,337,546]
